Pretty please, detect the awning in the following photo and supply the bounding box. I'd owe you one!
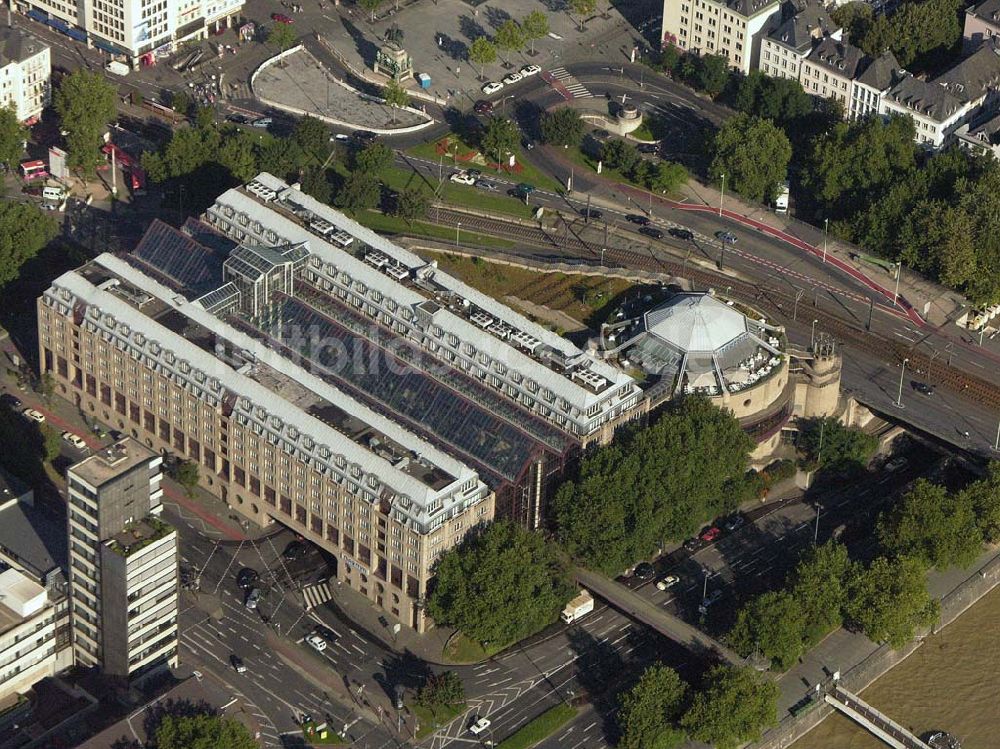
[46,16,68,31]
[64,27,86,41]
[92,38,126,55]
[25,8,47,22]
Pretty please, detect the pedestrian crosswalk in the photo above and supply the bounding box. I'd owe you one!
[302,580,333,611]
[549,67,594,99]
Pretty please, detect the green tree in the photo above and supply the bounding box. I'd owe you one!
[0,106,26,172]
[695,54,730,97]
[709,113,791,203]
[268,21,297,60]
[0,201,57,287]
[417,671,465,711]
[680,666,778,749]
[358,0,382,21]
[427,521,575,647]
[790,541,855,643]
[960,461,1000,543]
[831,1,874,43]
[40,425,61,463]
[845,556,939,648]
[796,417,878,477]
[336,171,381,213]
[735,72,812,127]
[170,459,200,496]
[383,79,410,125]
[481,116,519,166]
[352,142,394,174]
[600,139,640,173]
[469,36,498,80]
[393,186,430,225]
[300,166,333,204]
[877,479,983,569]
[855,0,961,67]
[218,131,260,183]
[648,161,687,194]
[539,107,585,146]
[569,0,597,30]
[555,397,753,575]
[292,116,330,164]
[170,90,192,116]
[494,19,526,62]
[728,590,805,670]
[53,69,117,174]
[522,11,549,56]
[152,713,257,749]
[617,663,687,749]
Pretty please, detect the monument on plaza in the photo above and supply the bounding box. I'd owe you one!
[374,39,413,82]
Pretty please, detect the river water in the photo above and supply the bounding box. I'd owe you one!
[791,584,1000,749]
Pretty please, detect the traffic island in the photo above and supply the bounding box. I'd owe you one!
[494,703,579,749]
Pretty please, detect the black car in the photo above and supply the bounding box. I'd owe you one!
[226,113,249,124]
[626,214,650,225]
[521,138,535,150]
[637,143,659,154]
[669,227,695,241]
[473,100,493,115]
[352,130,378,143]
[580,207,603,220]
[634,562,655,580]
[723,514,746,532]
[236,568,259,590]
[230,654,247,673]
[912,381,935,396]
[639,226,664,239]
[0,394,22,410]
[592,128,610,140]
[283,541,308,560]
[683,538,700,552]
[314,625,337,642]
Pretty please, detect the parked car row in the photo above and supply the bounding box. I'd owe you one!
[481,64,541,96]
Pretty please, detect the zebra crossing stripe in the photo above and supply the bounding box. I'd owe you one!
[302,581,333,611]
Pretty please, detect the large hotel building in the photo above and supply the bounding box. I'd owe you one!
[38,174,645,630]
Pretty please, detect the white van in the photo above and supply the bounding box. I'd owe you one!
[774,181,790,214]
[42,186,65,202]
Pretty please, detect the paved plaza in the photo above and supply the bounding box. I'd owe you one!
[253,47,431,128]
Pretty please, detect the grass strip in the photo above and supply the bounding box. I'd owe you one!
[494,703,579,749]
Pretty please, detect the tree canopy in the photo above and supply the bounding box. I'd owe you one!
[392,186,430,225]
[427,521,575,647]
[494,19,525,56]
[727,590,805,670]
[383,79,410,124]
[481,116,519,165]
[845,555,939,648]
[617,663,687,749]
[336,171,381,214]
[694,54,730,97]
[960,461,1000,543]
[680,666,778,749]
[152,714,257,749]
[54,69,117,173]
[709,113,791,203]
[522,11,549,55]
[842,0,962,68]
[554,396,753,575]
[352,142,394,174]
[469,37,497,79]
[796,417,878,478]
[0,201,57,288]
[878,479,983,569]
[539,107,585,146]
[267,22,298,56]
[734,72,813,128]
[790,541,855,643]
[0,106,25,172]
[292,116,330,164]
[417,671,465,711]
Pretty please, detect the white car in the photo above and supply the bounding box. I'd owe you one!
[449,171,476,185]
[469,717,491,735]
[62,432,87,450]
[501,71,523,85]
[656,575,680,591]
[305,633,327,652]
[21,408,45,424]
[519,64,541,77]
[481,81,504,95]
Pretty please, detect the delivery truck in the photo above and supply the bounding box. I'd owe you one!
[106,60,130,76]
[561,589,594,624]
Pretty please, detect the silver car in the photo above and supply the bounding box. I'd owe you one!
[245,588,262,610]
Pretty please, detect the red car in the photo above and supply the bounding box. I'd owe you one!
[473,100,493,115]
[699,526,721,543]
[271,12,293,23]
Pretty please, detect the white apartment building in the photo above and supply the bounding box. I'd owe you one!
[759,2,839,82]
[800,36,863,106]
[662,0,781,74]
[849,50,899,120]
[0,27,49,122]
[0,569,60,702]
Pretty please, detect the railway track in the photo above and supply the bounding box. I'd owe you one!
[424,206,1000,411]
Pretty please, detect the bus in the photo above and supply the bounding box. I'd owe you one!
[20,160,47,181]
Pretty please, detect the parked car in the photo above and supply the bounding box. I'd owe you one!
[639,226,664,239]
[251,117,272,129]
[501,71,523,85]
[519,64,541,77]
[305,633,327,652]
[669,227,694,240]
[469,718,492,735]
[61,432,87,450]
[283,540,307,560]
[225,113,249,124]
[716,231,738,244]
[230,654,247,673]
[723,514,745,532]
[637,142,659,154]
[683,538,700,552]
[473,99,493,115]
[236,568,259,590]
[449,171,476,185]
[271,12,292,22]
[330,132,351,142]
[699,526,721,543]
[626,214,649,225]
[579,207,603,219]
[521,138,535,150]
[511,182,536,198]
[633,562,655,580]
[475,179,498,191]
[591,128,610,140]
[698,589,723,614]
[0,394,22,409]
[656,574,680,591]
[245,588,262,610]
[21,408,45,424]
[466,168,482,178]
[481,81,504,95]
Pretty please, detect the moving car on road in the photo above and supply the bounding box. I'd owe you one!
[21,408,44,424]
[283,540,307,560]
[475,179,498,191]
[626,214,649,225]
[305,633,327,652]
[449,171,476,185]
[716,231,738,244]
[580,207,603,219]
[230,654,247,673]
[913,381,934,396]
[469,718,491,736]
[481,81,504,95]
[639,226,664,239]
[669,227,694,241]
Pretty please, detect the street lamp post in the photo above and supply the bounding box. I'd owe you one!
[600,247,606,266]
[895,357,909,409]
[455,222,461,247]
[719,173,725,217]
[995,420,1000,452]
[823,217,829,264]
[702,568,711,600]
[811,319,818,350]
[793,288,805,321]
[813,504,823,544]
[893,262,902,308]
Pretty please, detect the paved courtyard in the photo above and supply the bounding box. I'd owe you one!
[253,48,430,128]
